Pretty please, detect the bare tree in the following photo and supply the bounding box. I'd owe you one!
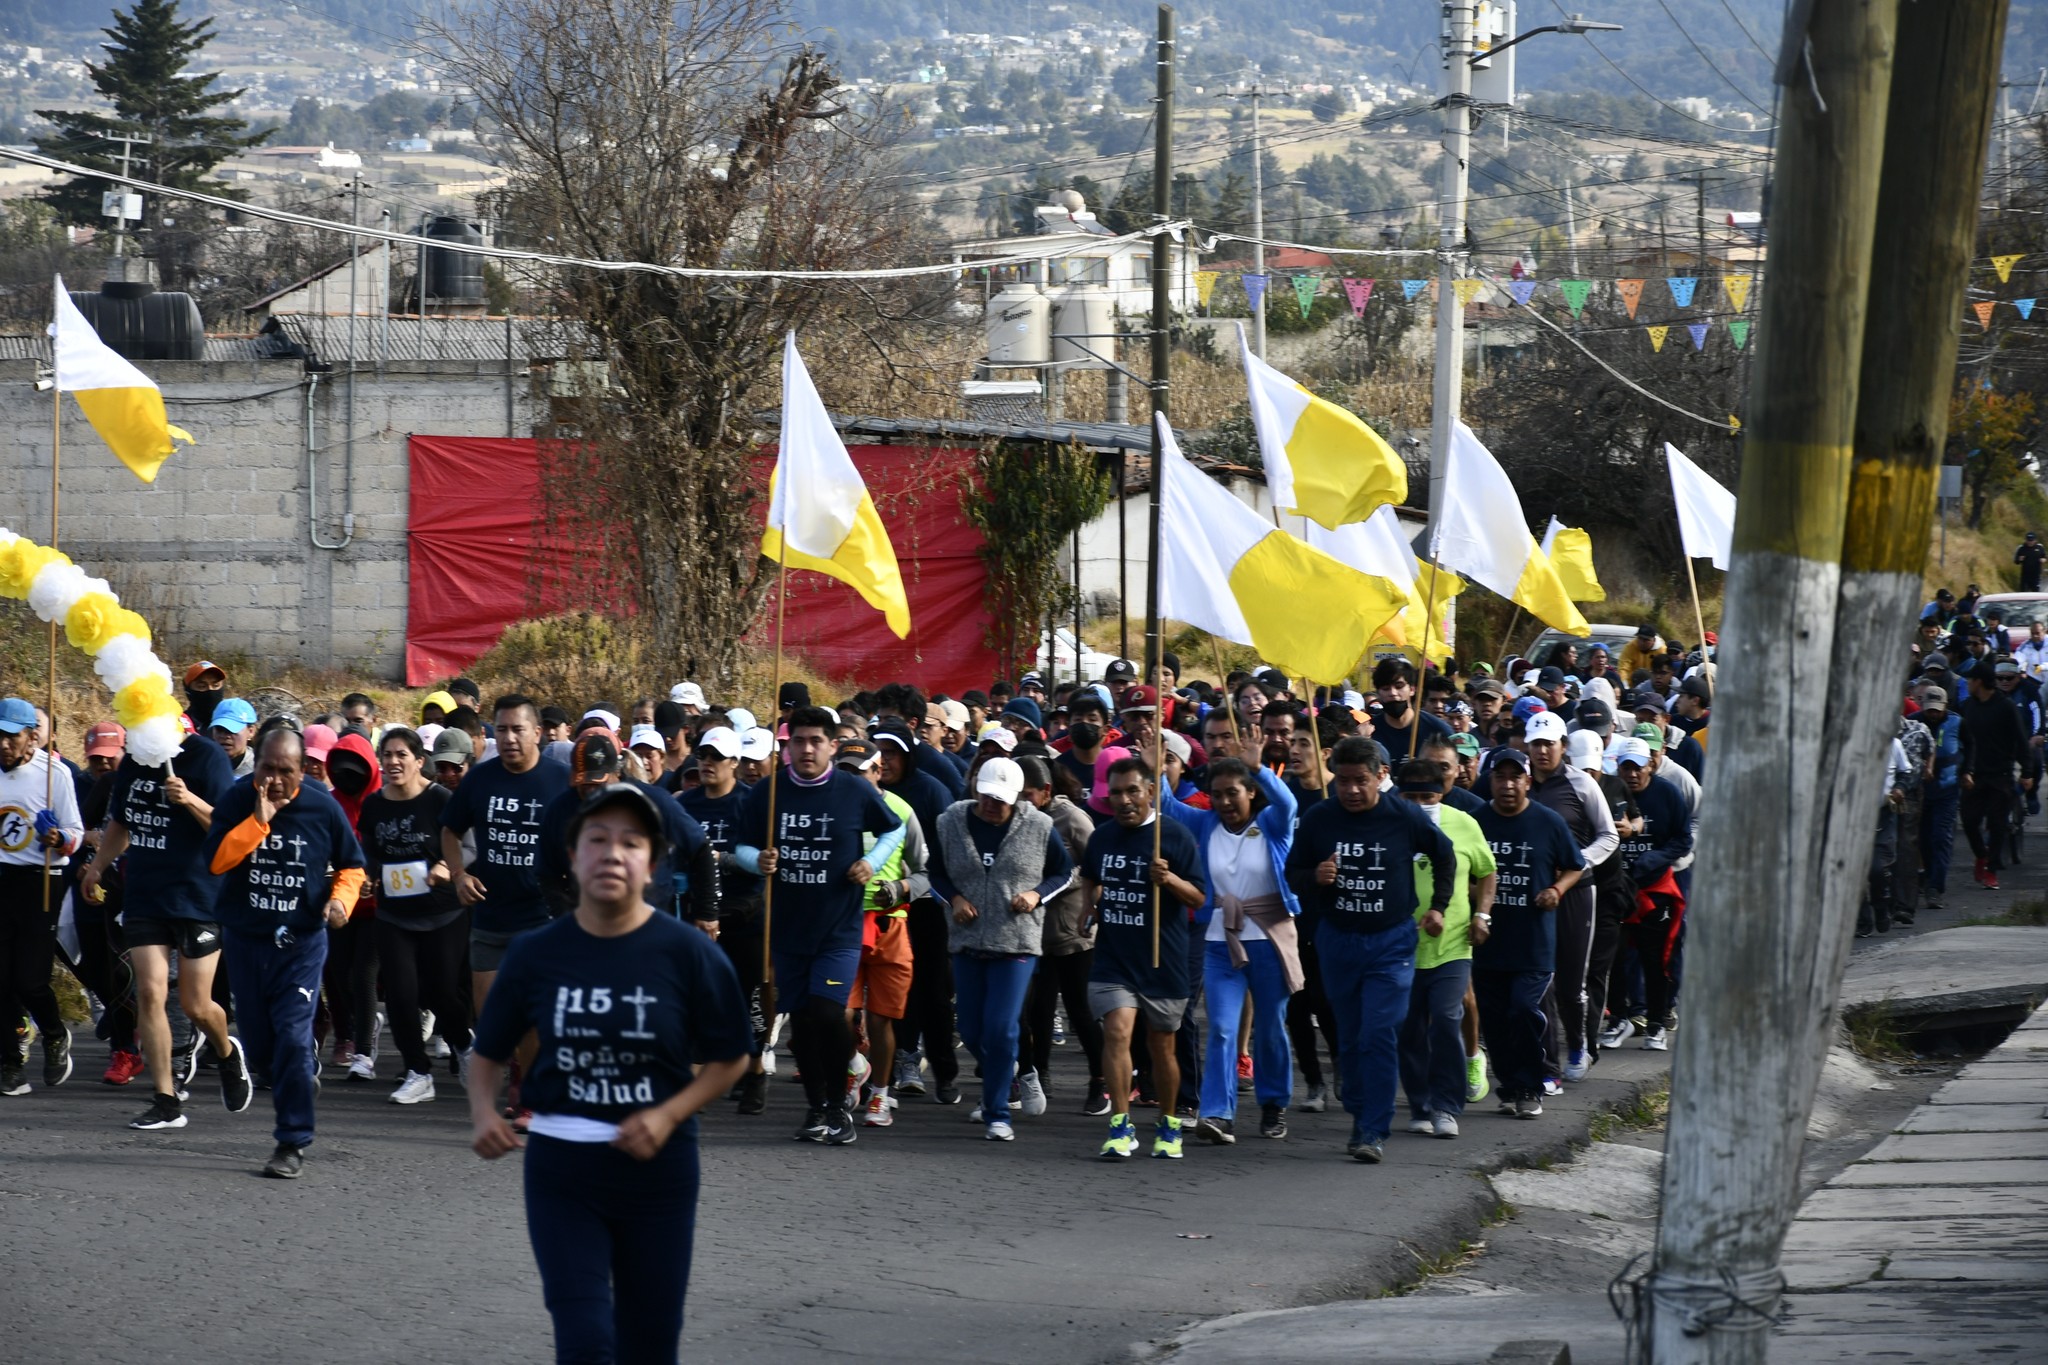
[421,0,951,683]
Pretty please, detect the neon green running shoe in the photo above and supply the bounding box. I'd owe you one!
[1466,1054,1490,1104]
[1152,1113,1184,1160]
[1100,1113,1139,1160]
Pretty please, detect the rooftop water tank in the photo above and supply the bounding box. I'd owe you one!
[67,279,205,361]
[423,216,485,305]
[1050,285,1113,367]
[985,283,1050,365]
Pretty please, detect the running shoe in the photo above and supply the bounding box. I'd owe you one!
[1151,1114,1184,1159]
[102,1049,144,1086]
[935,1084,962,1106]
[219,1037,253,1113]
[794,1107,829,1141]
[1018,1069,1048,1117]
[1236,1054,1254,1091]
[1051,1011,1067,1047]
[1407,1114,1435,1135]
[128,1093,186,1129]
[1433,1114,1460,1139]
[427,1033,452,1060]
[1498,1097,1519,1116]
[1259,1104,1288,1139]
[0,1065,29,1097]
[892,1048,926,1096]
[1195,1115,1235,1145]
[1466,1054,1491,1103]
[1984,869,2002,891]
[348,1052,377,1082]
[1542,1078,1564,1097]
[1099,1113,1139,1160]
[174,1028,207,1092]
[844,1051,871,1112]
[1643,1027,1670,1051]
[823,1106,858,1145]
[1300,1083,1328,1113]
[390,1071,437,1105]
[1598,1018,1636,1050]
[985,1119,1015,1142]
[1562,1048,1592,1083]
[736,1072,767,1115]
[1347,1130,1384,1163]
[1515,1097,1543,1119]
[42,1026,71,1087]
[1082,1081,1111,1116]
[456,1047,472,1089]
[863,1093,893,1127]
[262,1143,305,1179]
[329,1038,355,1070]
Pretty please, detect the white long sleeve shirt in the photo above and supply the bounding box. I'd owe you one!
[0,750,84,868]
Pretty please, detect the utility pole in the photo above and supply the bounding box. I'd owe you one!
[1637,0,1928,1360]
[1226,85,1269,358]
[1691,169,1725,276]
[1144,2,1174,679]
[95,130,150,259]
[1427,0,1476,530]
[1563,176,1581,275]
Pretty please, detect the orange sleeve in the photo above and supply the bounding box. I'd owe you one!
[327,866,367,920]
[210,815,270,875]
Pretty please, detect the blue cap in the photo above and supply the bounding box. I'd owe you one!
[0,697,35,734]
[208,697,258,732]
[1002,697,1043,730]
[1511,696,1549,724]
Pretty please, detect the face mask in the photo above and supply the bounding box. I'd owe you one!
[1068,722,1103,750]
[184,688,220,728]
[1418,801,1442,825]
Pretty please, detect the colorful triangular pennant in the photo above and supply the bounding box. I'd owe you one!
[1195,270,1219,308]
[1243,273,1269,311]
[1666,277,1699,308]
[1453,278,1487,307]
[1992,254,2023,284]
[2017,299,2036,321]
[1400,279,1428,301]
[1507,279,1537,307]
[1972,299,1997,330]
[1342,277,1374,316]
[1724,273,1752,312]
[1292,273,1319,318]
[1647,325,1669,352]
[1558,280,1592,316]
[1687,322,1709,351]
[1617,278,1645,319]
[1728,319,1750,349]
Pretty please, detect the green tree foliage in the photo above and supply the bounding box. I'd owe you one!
[1954,385,2042,530]
[33,0,267,226]
[965,441,1114,676]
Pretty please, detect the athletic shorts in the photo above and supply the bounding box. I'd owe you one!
[124,918,223,959]
[772,945,862,1011]
[470,926,527,973]
[1088,979,1186,1033]
[849,917,913,1019]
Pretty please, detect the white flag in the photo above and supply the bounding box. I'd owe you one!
[1666,443,1736,571]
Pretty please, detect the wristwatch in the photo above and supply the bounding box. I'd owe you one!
[1473,913,1492,922]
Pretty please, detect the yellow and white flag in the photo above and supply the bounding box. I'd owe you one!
[762,331,911,638]
[51,275,194,483]
[1432,423,1589,636]
[1156,415,1409,684]
[1241,327,1407,530]
[1539,516,1606,602]
[1302,505,1463,659]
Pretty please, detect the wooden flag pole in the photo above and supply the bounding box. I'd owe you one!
[1151,693,1164,971]
[1408,557,1445,761]
[42,378,59,914]
[1499,603,1525,662]
[1209,637,1240,745]
[1682,551,1714,680]
[759,540,789,1021]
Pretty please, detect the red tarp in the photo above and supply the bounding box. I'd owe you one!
[404,436,1001,694]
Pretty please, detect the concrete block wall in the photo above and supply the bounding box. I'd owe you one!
[0,356,533,682]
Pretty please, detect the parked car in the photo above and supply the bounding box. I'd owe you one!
[1972,592,2048,652]
[1034,627,1123,687]
[1515,623,1643,674]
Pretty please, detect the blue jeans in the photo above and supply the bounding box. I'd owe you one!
[525,1132,698,1365]
[1473,967,1552,1102]
[1200,938,1293,1120]
[1400,959,1472,1119]
[1315,918,1418,1144]
[1921,785,1960,893]
[223,926,328,1149]
[952,952,1035,1122]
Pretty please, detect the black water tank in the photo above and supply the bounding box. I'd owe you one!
[424,216,484,305]
[68,281,205,361]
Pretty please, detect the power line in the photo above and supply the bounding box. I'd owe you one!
[1542,0,1777,134]
[1653,0,1776,116]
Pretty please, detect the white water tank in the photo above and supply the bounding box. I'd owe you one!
[1051,285,1114,366]
[985,284,1051,365]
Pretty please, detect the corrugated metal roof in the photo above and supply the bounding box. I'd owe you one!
[264,314,592,362]
[0,333,276,362]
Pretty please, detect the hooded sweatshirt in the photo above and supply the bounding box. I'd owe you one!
[326,730,383,918]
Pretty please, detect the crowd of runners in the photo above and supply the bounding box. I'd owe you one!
[0,595,2029,1354]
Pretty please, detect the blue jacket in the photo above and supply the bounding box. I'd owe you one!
[1927,711,1964,792]
[1161,765,1300,927]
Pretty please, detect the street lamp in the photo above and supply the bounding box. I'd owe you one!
[1426,7,1621,535]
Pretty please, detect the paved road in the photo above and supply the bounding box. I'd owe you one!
[6,1029,1669,1364]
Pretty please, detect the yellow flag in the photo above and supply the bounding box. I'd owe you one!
[1452,278,1487,306]
[1240,330,1406,530]
[1647,325,1669,353]
[1723,273,1752,312]
[1993,254,2023,284]
[1195,270,1219,308]
[1540,518,1606,602]
[1434,424,1589,637]
[51,275,194,483]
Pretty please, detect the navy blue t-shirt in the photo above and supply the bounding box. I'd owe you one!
[1083,814,1204,1000]
[472,912,751,1131]
[1472,801,1584,973]
[1285,794,1455,935]
[1619,777,1693,884]
[1443,784,1488,817]
[107,735,237,923]
[439,756,572,934]
[739,767,902,956]
[915,740,966,800]
[201,778,365,938]
[537,779,707,917]
[680,784,762,907]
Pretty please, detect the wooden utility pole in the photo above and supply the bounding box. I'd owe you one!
[1640,0,1902,1361]
[1143,2,1172,684]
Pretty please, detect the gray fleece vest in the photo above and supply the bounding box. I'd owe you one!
[938,800,1053,957]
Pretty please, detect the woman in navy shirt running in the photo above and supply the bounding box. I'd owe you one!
[469,783,752,1365]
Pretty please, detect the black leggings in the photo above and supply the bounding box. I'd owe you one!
[375,915,473,1075]
[790,995,853,1111]
[717,903,767,1055]
[320,916,380,1050]
[1287,933,1342,1088]
[1583,880,1626,1049]
[0,866,65,1048]
[72,879,136,1052]
[896,898,957,1085]
[1023,950,1104,1084]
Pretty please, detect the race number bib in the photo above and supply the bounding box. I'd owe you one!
[381,861,430,898]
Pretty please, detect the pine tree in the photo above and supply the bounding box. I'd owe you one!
[33,0,268,227]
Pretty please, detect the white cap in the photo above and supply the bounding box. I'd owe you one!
[670,681,706,708]
[939,698,970,733]
[1525,711,1568,743]
[1161,730,1191,765]
[581,708,621,734]
[976,722,1017,752]
[695,726,741,759]
[976,756,1025,805]
[738,727,775,762]
[726,707,757,735]
[1565,729,1603,772]
[628,724,665,752]
[416,722,445,749]
[1611,737,1653,770]
[1583,676,1617,709]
